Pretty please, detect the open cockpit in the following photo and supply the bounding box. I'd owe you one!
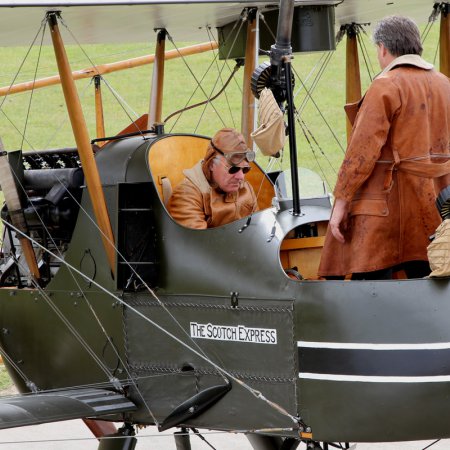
[147,133,332,283]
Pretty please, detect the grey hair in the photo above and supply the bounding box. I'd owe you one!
[209,156,221,170]
[372,16,423,56]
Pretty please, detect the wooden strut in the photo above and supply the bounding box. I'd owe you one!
[0,139,40,280]
[241,9,258,147]
[0,41,219,98]
[48,13,116,275]
[94,75,106,144]
[440,4,450,77]
[345,25,362,142]
[148,29,167,129]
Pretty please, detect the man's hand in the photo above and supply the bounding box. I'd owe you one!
[329,198,349,243]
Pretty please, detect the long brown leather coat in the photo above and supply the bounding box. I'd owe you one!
[167,161,258,229]
[318,55,450,277]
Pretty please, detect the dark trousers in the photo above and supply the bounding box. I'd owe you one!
[351,260,430,280]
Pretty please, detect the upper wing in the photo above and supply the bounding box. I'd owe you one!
[0,0,438,47]
[0,388,136,429]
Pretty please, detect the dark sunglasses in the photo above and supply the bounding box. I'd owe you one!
[228,165,251,175]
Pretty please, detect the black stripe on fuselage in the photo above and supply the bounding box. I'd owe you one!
[298,345,450,377]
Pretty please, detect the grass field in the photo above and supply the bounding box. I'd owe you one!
[0,20,442,192]
[0,366,12,392]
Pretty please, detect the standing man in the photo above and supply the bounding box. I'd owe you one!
[318,16,450,279]
[168,128,258,229]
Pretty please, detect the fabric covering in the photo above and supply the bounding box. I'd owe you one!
[318,55,450,276]
[428,219,450,277]
[251,88,286,156]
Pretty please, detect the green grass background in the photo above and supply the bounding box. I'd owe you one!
[0,19,443,390]
[0,22,442,193]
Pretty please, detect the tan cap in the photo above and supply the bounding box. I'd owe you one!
[202,128,247,181]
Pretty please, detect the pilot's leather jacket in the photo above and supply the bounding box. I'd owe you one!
[318,55,450,277]
[167,161,258,229]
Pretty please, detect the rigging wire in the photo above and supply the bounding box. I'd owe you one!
[295,51,333,114]
[293,51,329,105]
[0,14,248,414]
[0,13,161,414]
[55,180,230,385]
[165,9,247,132]
[0,17,48,151]
[0,10,303,432]
[0,17,47,112]
[43,79,92,149]
[166,31,226,131]
[0,236,120,384]
[205,26,238,129]
[192,11,249,133]
[293,72,345,155]
[20,21,47,151]
[1,169,160,424]
[4,219,301,430]
[357,29,375,82]
[296,116,335,191]
[0,111,36,152]
[57,13,146,139]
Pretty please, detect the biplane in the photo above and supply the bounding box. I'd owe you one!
[0,1,449,449]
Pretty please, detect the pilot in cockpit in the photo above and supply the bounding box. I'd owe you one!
[167,128,259,229]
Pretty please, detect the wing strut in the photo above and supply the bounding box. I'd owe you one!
[440,3,450,77]
[345,24,362,141]
[148,29,167,129]
[241,8,258,147]
[48,11,116,275]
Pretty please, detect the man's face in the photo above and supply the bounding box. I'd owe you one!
[210,156,250,193]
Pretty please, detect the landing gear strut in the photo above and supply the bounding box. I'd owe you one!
[97,422,136,450]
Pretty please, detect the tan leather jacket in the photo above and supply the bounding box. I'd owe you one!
[319,55,450,276]
[167,161,258,229]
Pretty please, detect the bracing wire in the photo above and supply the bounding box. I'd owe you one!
[20,21,47,151]
[0,10,303,431]
[57,13,146,139]
[0,216,159,424]
[4,219,301,430]
[165,8,248,132]
[0,17,48,151]
[357,31,375,82]
[192,12,248,133]
[205,26,237,129]
[295,51,333,114]
[0,17,47,112]
[0,13,255,412]
[296,116,335,191]
[293,71,345,155]
[166,31,226,131]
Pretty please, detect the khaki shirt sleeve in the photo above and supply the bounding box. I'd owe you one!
[167,181,208,230]
[334,77,401,202]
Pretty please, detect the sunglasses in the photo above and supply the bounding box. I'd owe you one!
[211,140,256,165]
[217,159,251,175]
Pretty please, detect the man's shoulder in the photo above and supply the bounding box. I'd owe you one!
[182,161,211,194]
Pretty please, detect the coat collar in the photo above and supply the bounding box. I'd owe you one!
[378,54,434,77]
[183,161,211,194]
